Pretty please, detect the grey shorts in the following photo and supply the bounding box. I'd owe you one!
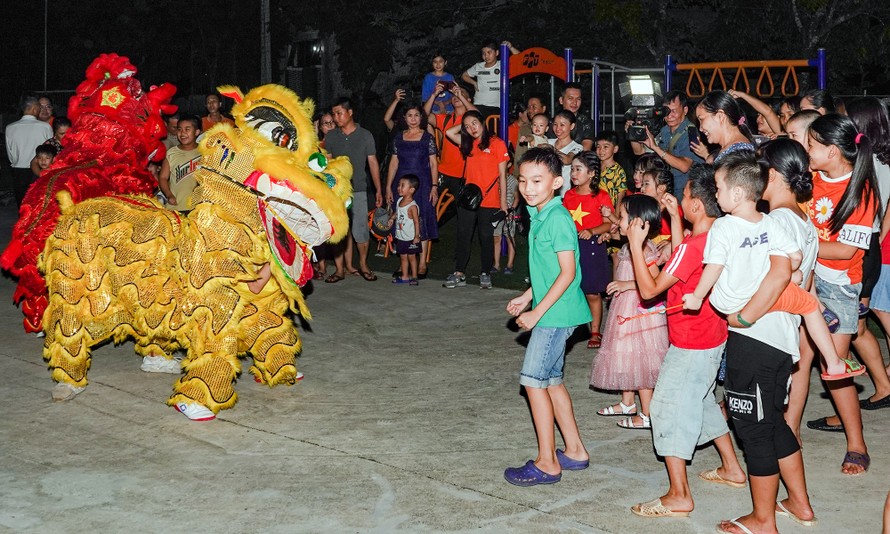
[350,193,370,244]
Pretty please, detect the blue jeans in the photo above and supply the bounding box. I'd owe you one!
[519,326,576,389]
[649,343,728,460]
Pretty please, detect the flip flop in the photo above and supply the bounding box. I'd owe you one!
[698,468,746,488]
[821,358,867,381]
[347,269,361,276]
[776,500,817,527]
[503,460,561,486]
[860,393,890,410]
[842,451,870,476]
[555,449,589,470]
[359,270,378,281]
[716,518,753,534]
[324,273,345,284]
[587,332,602,349]
[630,498,690,518]
[805,416,844,433]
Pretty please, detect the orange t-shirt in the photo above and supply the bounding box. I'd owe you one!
[433,113,464,177]
[202,115,235,132]
[808,171,875,285]
[466,136,510,209]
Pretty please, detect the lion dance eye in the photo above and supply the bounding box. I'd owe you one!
[245,105,298,151]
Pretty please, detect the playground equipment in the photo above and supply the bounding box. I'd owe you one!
[496,46,828,136]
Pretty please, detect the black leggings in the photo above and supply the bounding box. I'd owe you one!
[454,206,496,275]
[724,332,799,477]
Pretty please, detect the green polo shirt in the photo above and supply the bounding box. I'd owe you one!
[527,197,591,328]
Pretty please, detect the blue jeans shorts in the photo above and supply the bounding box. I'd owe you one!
[649,342,729,460]
[519,326,576,389]
[814,275,861,335]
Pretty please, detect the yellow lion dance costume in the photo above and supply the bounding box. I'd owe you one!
[40,84,352,420]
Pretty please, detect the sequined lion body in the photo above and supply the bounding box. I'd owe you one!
[40,85,352,415]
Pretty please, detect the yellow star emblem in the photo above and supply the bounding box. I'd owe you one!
[100,86,126,109]
[569,203,589,226]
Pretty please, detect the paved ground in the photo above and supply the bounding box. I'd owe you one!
[0,204,887,533]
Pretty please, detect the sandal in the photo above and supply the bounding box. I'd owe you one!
[555,449,589,471]
[822,307,840,333]
[324,273,345,284]
[631,498,690,518]
[587,332,602,349]
[821,357,867,381]
[503,460,561,486]
[617,413,651,429]
[698,468,746,488]
[359,270,378,281]
[597,401,636,417]
[841,450,870,476]
[716,518,753,533]
[776,501,817,527]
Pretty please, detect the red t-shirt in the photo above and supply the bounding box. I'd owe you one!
[659,205,683,237]
[562,188,613,232]
[434,113,464,177]
[466,136,510,209]
[808,171,875,285]
[663,231,728,349]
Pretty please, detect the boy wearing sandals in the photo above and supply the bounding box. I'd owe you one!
[626,165,747,516]
[503,148,591,486]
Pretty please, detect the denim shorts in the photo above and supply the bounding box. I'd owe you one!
[870,265,890,313]
[814,275,862,335]
[519,326,576,388]
[649,342,729,460]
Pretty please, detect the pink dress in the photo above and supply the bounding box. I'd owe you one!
[590,242,669,390]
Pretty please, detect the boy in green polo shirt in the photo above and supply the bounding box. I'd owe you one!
[504,147,592,486]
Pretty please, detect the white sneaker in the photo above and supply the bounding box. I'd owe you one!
[174,402,216,421]
[140,355,182,374]
[52,382,85,402]
[479,272,492,289]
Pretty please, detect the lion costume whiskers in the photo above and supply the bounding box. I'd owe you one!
[40,84,352,419]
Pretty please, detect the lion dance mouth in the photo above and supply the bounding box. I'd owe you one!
[245,170,333,286]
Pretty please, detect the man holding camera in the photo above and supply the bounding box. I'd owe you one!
[629,90,701,197]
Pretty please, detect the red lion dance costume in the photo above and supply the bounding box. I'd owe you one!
[0,54,176,332]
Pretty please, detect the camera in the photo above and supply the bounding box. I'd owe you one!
[625,106,667,142]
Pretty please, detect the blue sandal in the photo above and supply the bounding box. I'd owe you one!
[504,460,561,486]
[822,308,840,333]
[556,449,589,470]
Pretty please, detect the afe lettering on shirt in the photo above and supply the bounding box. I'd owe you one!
[739,232,769,248]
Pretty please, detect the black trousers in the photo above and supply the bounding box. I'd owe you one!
[12,167,35,207]
[454,206,496,275]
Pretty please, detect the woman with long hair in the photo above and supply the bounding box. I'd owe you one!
[443,110,509,289]
[692,90,755,164]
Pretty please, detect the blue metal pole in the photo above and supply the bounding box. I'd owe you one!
[817,48,827,89]
[564,47,574,81]
[664,54,674,92]
[499,43,509,141]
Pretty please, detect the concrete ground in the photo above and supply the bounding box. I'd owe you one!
[0,204,887,534]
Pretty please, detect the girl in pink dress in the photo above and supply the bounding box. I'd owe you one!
[591,195,670,429]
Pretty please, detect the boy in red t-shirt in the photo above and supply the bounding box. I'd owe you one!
[625,164,746,518]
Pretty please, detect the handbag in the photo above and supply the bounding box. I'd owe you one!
[457,175,499,211]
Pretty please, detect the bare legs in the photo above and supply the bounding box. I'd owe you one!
[526,384,587,475]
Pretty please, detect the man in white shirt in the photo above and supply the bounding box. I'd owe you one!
[6,94,53,206]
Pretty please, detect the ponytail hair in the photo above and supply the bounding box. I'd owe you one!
[699,90,754,142]
[755,138,813,203]
[809,113,880,234]
[845,96,890,166]
[572,151,601,194]
[459,110,491,158]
